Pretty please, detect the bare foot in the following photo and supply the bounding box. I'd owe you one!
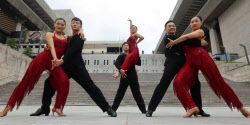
[240,107,250,118]
[113,72,120,78]
[183,107,199,118]
[0,105,12,117]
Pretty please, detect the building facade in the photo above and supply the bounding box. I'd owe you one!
[82,54,165,73]
[0,0,74,44]
[155,0,250,63]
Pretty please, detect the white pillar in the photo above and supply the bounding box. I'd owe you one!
[209,28,221,55]
[16,22,22,31]
[206,20,221,55]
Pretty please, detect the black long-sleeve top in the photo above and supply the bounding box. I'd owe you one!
[114,53,141,80]
[62,34,86,73]
[164,34,202,57]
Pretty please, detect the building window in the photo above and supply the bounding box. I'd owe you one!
[146,70,148,73]
[97,60,99,65]
[107,60,109,65]
[113,70,115,73]
[152,70,154,73]
[93,70,95,73]
[106,70,108,73]
[94,60,96,65]
[142,60,144,65]
[152,60,154,65]
[103,70,105,73]
[143,70,145,73]
[145,59,147,65]
[155,60,157,65]
[116,70,118,72]
[162,59,164,65]
[104,60,105,65]
[88,60,89,65]
[113,60,115,65]
[96,70,98,73]
[156,70,158,73]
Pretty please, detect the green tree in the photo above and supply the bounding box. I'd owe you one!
[6,38,18,50]
[23,47,33,58]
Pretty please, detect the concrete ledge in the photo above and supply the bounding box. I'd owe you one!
[215,61,250,82]
[0,43,32,85]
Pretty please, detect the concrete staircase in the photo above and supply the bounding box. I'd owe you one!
[0,73,250,107]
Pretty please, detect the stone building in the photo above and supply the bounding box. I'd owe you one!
[155,0,250,63]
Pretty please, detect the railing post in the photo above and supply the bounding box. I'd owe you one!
[239,44,250,64]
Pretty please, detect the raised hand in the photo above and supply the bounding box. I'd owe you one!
[128,18,132,22]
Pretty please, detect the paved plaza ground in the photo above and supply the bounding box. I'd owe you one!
[0,105,250,125]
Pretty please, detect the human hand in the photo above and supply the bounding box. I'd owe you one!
[120,69,127,78]
[201,38,208,46]
[166,38,175,49]
[44,44,50,50]
[51,59,64,70]
[78,31,85,40]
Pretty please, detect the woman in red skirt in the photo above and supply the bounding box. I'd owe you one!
[113,19,144,78]
[167,16,250,118]
[0,18,83,117]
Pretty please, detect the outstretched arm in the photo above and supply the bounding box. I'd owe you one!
[128,18,133,35]
[166,29,204,48]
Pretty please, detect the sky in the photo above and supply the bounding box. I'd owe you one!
[45,0,178,54]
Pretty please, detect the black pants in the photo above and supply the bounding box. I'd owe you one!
[41,67,110,114]
[148,55,204,112]
[112,79,146,113]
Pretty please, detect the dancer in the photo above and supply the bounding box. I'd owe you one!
[30,17,117,117]
[113,18,144,78]
[146,20,209,117]
[0,18,76,117]
[167,16,250,118]
[112,42,146,113]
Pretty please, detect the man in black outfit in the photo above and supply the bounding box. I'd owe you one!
[112,42,146,113]
[30,17,117,117]
[145,20,210,117]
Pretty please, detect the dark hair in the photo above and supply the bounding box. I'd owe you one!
[71,17,82,25]
[165,20,174,28]
[193,15,203,21]
[55,18,66,25]
[122,42,129,47]
[131,25,137,29]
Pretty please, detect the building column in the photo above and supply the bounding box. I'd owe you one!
[16,22,22,31]
[16,19,26,31]
[206,20,221,55]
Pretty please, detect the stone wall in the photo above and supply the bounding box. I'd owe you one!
[0,43,32,85]
[215,61,250,82]
[218,0,250,58]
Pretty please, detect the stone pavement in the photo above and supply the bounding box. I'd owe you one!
[0,106,249,125]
